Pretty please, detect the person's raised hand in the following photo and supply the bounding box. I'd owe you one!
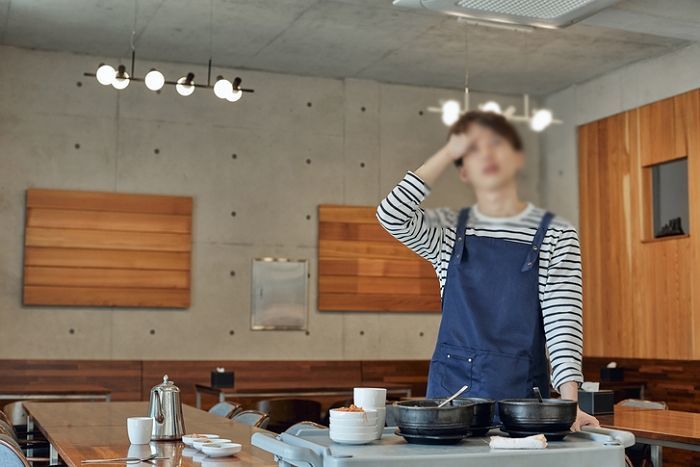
[443,132,471,162]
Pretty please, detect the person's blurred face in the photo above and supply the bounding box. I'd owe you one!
[456,123,524,191]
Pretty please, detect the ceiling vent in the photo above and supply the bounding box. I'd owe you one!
[392,0,620,29]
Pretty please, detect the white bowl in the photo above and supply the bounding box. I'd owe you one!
[201,442,242,458]
[193,438,232,451]
[329,427,377,438]
[183,434,220,446]
[329,417,377,427]
[330,431,376,445]
[330,408,377,419]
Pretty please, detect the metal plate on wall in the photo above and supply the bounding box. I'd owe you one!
[251,258,308,331]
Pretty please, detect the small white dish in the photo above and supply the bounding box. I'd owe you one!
[329,418,377,427]
[201,442,242,458]
[330,432,376,445]
[183,434,220,446]
[330,408,378,419]
[330,425,377,435]
[193,438,232,451]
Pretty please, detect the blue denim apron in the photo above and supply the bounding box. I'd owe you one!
[426,207,553,407]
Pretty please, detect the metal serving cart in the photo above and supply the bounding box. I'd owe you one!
[252,426,635,467]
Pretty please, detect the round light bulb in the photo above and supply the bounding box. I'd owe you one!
[112,71,130,90]
[144,69,165,91]
[441,100,461,126]
[226,89,243,102]
[96,64,115,86]
[176,76,195,96]
[480,101,502,114]
[214,78,233,99]
[530,109,553,132]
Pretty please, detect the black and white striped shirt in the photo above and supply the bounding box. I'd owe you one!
[377,171,584,390]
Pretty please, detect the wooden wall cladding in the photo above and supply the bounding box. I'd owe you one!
[0,360,142,401]
[578,89,699,359]
[317,205,441,312]
[142,360,364,407]
[23,189,193,308]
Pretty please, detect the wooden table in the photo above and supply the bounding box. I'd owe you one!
[0,384,111,402]
[599,406,700,466]
[23,401,276,466]
[194,383,412,409]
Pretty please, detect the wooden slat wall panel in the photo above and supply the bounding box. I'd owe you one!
[141,361,364,407]
[0,360,142,401]
[578,89,698,359]
[318,205,440,312]
[23,189,193,308]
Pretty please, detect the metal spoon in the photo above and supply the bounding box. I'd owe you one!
[532,387,544,403]
[438,384,470,408]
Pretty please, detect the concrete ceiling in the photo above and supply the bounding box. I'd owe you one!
[0,0,697,95]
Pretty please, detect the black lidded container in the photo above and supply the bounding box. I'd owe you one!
[211,370,235,388]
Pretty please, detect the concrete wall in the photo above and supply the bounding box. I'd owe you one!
[0,45,541,360]
[542,42,700,227]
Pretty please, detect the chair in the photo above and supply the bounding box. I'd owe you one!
[231,410,270,429]
[0,434,29,467]
[3,403,28,427]
[0,419,50,456]
[208,402,242,419]
[256,399,322,433]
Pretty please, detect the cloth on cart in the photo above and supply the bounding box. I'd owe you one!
[489,434,547,449]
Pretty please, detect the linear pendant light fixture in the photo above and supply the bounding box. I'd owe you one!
[85,51,254,101]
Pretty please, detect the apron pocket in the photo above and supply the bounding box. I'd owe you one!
[439,344,475,395]
[476,351,532,400]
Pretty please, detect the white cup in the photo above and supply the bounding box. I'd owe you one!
[354,388,387,409]
[354,388,387,440]
[127,417,154,445]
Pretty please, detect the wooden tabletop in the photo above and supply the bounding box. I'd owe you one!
[24,401,276,467]
[599,406,700,446]
[0,384,110,395]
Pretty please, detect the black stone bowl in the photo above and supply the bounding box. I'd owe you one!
[460,397,496,436]
[394,399,475,437]
[499,398,577,433]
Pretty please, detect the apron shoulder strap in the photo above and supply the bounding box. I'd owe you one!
[449,207,471,264]
[521,211,555,272]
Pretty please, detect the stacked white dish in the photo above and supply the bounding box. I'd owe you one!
[354,387,387,440]
[329,408,378,445]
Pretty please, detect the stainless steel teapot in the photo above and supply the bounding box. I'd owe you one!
[148,375,186,440]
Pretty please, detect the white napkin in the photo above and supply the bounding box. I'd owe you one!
[489,434,547,450]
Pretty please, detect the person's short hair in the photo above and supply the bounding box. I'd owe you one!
[448,110,523,167]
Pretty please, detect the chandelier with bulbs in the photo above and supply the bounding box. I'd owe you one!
[85,52,254,102]
[428,93,560,132]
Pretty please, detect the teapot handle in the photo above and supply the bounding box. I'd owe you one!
[154,390,165,423]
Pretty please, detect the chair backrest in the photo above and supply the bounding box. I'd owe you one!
[231,410,270,429]
[2,403,27,427]
[618,399,668,410]
[0,420,17,441]
[208,402,241,419]
[0,434,29,467]
[0,410,11,426]
[256,399,322,433]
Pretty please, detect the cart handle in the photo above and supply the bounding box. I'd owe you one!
[251,431,323,467]
[579,426,636,448]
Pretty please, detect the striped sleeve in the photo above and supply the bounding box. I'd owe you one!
[542,226,584,389]
[376,171,445,265]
